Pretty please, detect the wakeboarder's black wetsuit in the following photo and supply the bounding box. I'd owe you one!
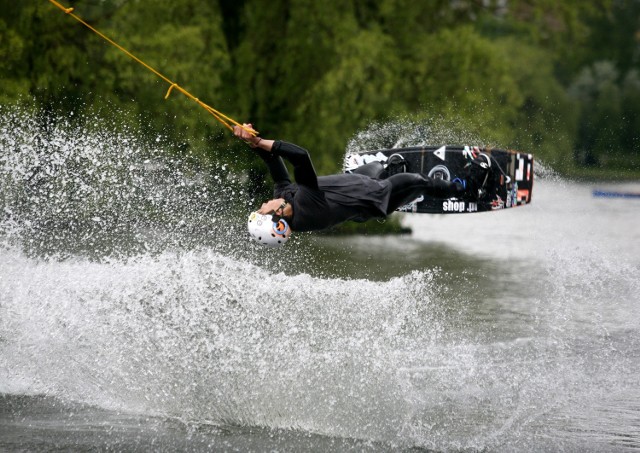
[259,141,464,232]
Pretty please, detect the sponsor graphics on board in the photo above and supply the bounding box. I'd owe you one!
[516,154,526,181]
[517,189,530,204]
[343,152,387,172]
[442,199,478,213]
[428,164,451,180]
[346,146,533,213]
[434,146,446,161]
[397,195,424,212]
[462,145,480,160]
[491,195,505,210]
[506,183,517,208]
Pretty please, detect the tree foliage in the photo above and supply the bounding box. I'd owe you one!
[1,0,638,177]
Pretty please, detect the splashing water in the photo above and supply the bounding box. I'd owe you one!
[346,117,485,154]
[1,107,640,452]
[0,105,249,259]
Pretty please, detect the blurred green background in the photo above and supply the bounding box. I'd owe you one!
[2,0,640,179]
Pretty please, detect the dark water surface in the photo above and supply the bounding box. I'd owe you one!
[1,394,390,452]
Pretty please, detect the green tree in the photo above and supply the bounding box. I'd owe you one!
[2,0,638,181]
[500,38,578,170]
[0,1,108,113]
[0,19,30,104]
[404,26,523,142]
[479,0,613,83]
[287,27,402,172]
[575,0,640,77]
[622,70,640,158]
[233,0,403,173]
[99,0,231,156]
[568,61,624,166]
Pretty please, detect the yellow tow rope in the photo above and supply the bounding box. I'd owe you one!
[48,0,256,136]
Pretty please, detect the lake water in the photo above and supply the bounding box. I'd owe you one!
[1,111,639,451]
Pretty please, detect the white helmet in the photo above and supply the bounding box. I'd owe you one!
[247,211,291,248]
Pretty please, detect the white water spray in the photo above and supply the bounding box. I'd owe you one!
[1,107,639,451]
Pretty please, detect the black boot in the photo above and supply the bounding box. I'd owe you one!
[462,153,491,199]
[383,153,408,177]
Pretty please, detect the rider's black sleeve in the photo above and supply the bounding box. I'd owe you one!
[272,141,319,190]
[255,148,290,186]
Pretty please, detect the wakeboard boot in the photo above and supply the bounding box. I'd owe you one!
[460,153,491,200]
[383,153,408,177]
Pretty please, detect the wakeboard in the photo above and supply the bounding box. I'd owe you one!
[344,146,533,214]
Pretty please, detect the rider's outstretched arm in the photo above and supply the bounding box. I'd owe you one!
[233,124,289,186]
[255,148,291,187]
[271,141,318,190]
[234,124,318,190]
